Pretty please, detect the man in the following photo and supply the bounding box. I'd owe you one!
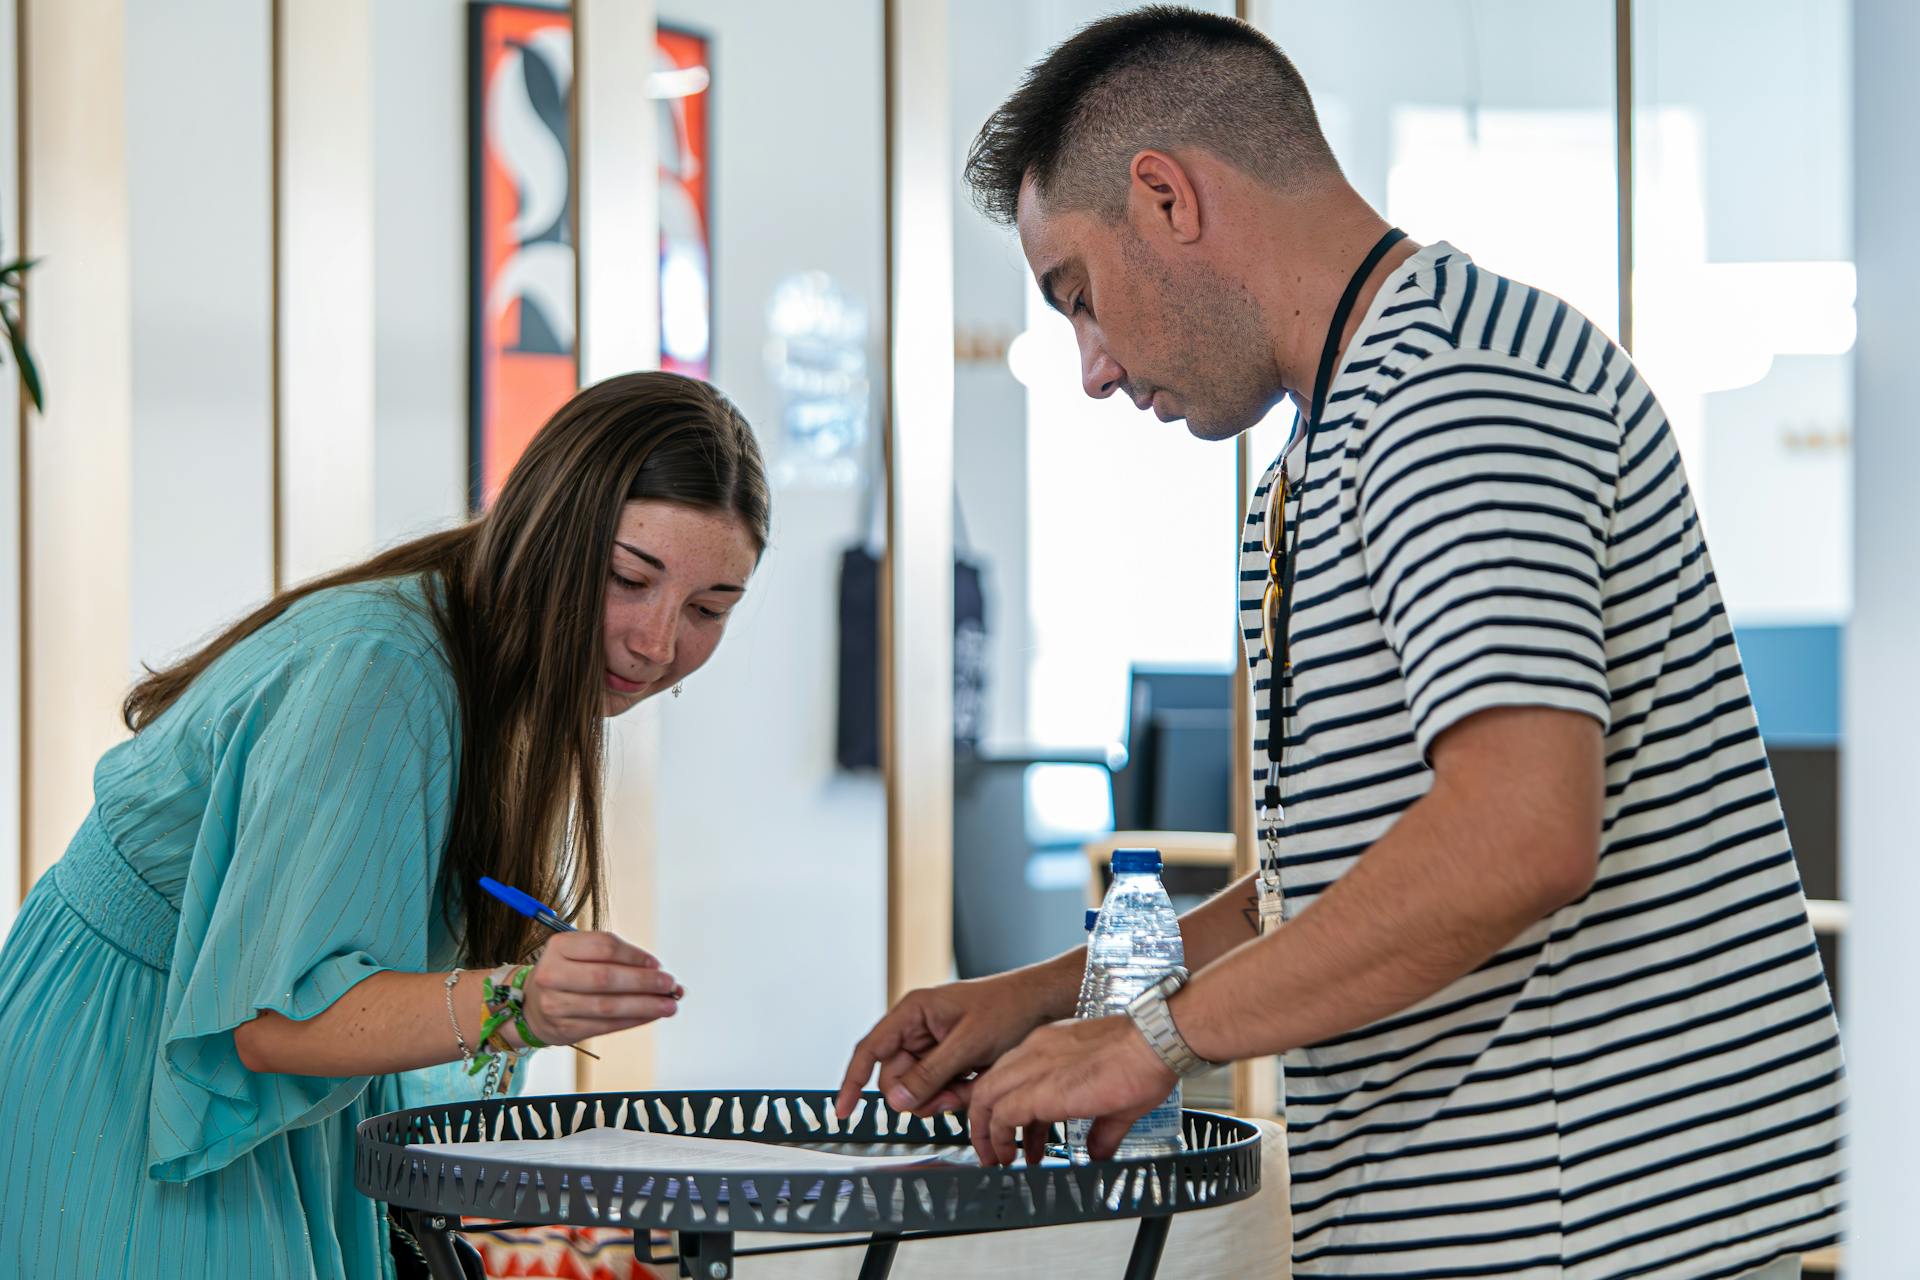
[838,7,1843,1277]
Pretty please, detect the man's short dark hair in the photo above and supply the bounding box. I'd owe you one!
[964,5,1339,226]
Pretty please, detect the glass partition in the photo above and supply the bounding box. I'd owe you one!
[947,2,1244,1001]
[1631,0,1851,986]
[646,0,889,1089]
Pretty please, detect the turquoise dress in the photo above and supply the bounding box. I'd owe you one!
[0,575,476,1278]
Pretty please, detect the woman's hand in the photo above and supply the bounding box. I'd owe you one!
[233,937,684,1078]
[521,931,684,1046]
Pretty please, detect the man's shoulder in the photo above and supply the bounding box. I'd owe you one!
[1359,249,1628,421]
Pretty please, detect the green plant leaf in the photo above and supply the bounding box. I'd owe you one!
[3,306,43,413]
[0,256,40,279]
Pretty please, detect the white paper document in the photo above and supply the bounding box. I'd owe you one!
[415,1127,976,1174]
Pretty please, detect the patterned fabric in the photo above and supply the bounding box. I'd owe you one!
[1238,243,1843,1276]
[0,576,473,1278]
[472,1227,669,1279]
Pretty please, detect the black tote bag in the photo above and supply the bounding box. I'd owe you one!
[835,506,989,770]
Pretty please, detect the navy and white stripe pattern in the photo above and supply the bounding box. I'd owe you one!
[1240,243,1844,1277]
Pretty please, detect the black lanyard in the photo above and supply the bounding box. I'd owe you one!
[1262,227,1407,851]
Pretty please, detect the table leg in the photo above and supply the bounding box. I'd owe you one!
[403,1210,470,1280]
[1122,1215,1171,1280]
[678,1230,738,1279]
[856,1232,902,1280]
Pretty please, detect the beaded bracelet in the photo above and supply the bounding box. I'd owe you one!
[467,963,537,1096]
[478,963,533,1043]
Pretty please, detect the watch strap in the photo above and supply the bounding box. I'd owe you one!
[1126,968,1219,1079]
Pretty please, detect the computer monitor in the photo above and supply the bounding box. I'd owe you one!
[1112,666,1234,833]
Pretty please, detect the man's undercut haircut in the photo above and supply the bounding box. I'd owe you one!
[964,5,1340,227]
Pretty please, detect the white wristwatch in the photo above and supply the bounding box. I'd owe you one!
[1125,968,1220,1079]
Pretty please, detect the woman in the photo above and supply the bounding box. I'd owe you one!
[0,373,769,1278]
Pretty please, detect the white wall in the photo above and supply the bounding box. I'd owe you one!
[126,0,274,668]
[1844,0,1920,1264]
[123,0,465,686]
[372,0,469,547]
[647,0,889,1089]
[280,0,468,590]
[9,0,475,890]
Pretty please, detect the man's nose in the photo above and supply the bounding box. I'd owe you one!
[1079,330,1123,400]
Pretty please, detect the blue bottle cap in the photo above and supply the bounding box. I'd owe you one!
[1084,908,1099,932]
[1110,847,1162,875]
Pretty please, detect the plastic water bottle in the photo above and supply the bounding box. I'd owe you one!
[1068,848,1185,1162]
[1069,910,1105,1027]
[1062,909,1104,1158]
[1072,908,1101,1012]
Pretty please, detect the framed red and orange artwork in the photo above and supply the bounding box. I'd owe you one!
[468,4,713,508]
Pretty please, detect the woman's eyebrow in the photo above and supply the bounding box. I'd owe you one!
[615,541,667,571]
[616,540,745,594]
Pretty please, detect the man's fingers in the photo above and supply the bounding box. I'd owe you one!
[835,1042,882,1119]
[1086,1112,1134,1161]
[1022,1119,1049,1169]
[892,1024,988,1114]
[967,1076,998,1164]
[923,1077,972,1114]
[837,1011,919,1118]
[990,1113,1021,1167]
[876,1051,922,1107]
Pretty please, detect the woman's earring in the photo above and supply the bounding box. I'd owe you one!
[673,683,684,698]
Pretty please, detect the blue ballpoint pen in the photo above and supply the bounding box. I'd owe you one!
[479,876,577,934]
[478,876,606,1059]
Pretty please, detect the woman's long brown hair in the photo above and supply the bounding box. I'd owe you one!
[121,372,770,966]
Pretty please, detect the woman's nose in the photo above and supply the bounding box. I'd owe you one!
[620,606,678,668]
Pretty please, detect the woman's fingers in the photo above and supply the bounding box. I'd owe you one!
[526,931,682,1045]
[549,930,659,969]
[533,999,680,1044]
[539,962,682,997]
[552,1001,681,1033]
[537,991,681,1023]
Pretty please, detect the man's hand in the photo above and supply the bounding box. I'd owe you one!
[965,1015,1176,1167]
[835,969,1068,1119]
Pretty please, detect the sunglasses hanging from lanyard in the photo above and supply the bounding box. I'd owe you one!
[1255,226,1407,936]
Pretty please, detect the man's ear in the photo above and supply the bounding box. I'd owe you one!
[1127,149,1202,245]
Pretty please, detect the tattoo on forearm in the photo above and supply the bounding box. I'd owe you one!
[1241,889,1261,935]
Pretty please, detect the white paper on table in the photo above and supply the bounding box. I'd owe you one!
[413,1127,994,1173]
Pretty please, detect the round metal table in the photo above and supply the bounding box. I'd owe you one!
[356,1089,1262,1278]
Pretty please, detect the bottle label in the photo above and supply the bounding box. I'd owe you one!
[1069,1087,1183,1162]
[1130,1090,1182,1141]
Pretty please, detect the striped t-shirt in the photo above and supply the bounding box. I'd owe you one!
[1240,242,1845,1277]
